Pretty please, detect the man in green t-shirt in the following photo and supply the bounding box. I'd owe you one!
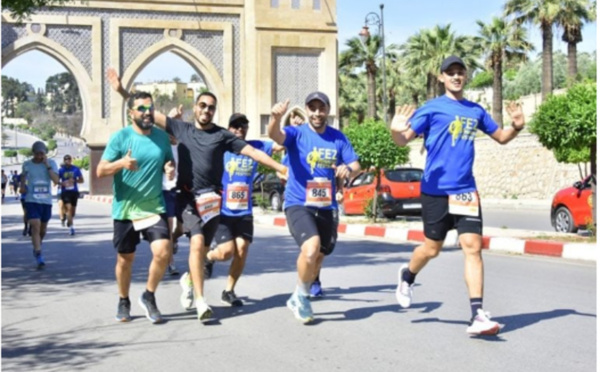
[97,91,175,324]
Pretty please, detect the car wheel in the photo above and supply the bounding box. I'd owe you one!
[270,192,282,211]
[553,206,576,233]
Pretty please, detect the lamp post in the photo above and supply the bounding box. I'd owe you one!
[359,4,387,124]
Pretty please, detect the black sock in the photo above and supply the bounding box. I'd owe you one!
[120,296,130,303]
[143,290,155,299]
[470,297,483,319]
[402,267,417,285]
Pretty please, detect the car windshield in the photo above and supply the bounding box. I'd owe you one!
[385,169,423,182]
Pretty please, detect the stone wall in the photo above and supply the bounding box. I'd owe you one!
[407,133,586,200]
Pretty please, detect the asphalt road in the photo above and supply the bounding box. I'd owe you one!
[1,198,596,372]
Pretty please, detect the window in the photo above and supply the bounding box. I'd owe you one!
[313,0,320,10]
[292,0,300,9]
[260,115,271,136]
[271,0,279,8]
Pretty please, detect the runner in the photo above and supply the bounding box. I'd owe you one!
[390,55,525,335]
[58,155,84,235]
[1,169,7,202]
[107,67,287,323]
[268,92,361,323]
[97,91,175,324]
[203,113,283,307]
[20,141,59,268]
[163,134,181,277]
[12,170,21,199]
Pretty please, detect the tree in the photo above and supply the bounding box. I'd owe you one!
[504,0,562,102]
[190,74,201,82]
[3,150,18,163]
[2,132,9,147]
[476,17,533,125]
[2,0,85,23]
[45,72,81,114]
[343,118,410,221]
[1,76,32,117]
[338,65,368,126]
[529,82,596,228]
[556,0,595,83]
[340,35,383,120]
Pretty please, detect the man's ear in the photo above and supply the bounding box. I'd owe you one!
[438,73,445,83]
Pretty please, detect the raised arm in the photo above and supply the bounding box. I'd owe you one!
[489,101,525,145]
[268,99,290,145]
[390,105,418,147]
[240,145,287,176]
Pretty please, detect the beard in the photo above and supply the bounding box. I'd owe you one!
[134,115,154,130]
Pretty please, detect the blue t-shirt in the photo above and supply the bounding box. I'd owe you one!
[283,123,359,210]
[22,159,59,205]
[410,95,499,195]
[58,165,83,193]
[221,140,274,217]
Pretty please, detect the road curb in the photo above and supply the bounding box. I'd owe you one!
[83,195,596,262]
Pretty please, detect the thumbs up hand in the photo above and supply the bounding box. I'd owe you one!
[121,149,138,171]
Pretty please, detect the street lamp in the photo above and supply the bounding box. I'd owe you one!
[359,4,388,124]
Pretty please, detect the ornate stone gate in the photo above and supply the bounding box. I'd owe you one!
[2,0,338,194]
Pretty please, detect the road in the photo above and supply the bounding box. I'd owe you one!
[1,198,595,372]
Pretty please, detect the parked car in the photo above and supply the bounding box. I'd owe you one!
[252,172,285,211]
[551,175,594,233]
[341,168,423,218]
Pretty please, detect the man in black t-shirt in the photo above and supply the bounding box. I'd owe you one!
[108,68,286,322]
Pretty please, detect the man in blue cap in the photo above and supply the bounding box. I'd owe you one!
[390,55,526,336]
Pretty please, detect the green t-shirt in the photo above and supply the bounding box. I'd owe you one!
[101,126,173,220]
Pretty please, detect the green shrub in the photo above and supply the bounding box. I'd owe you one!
[73,155,90,171]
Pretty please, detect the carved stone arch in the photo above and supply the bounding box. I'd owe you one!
[1,34,94,136]
[117,38,229,125]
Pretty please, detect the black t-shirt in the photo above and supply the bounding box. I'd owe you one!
[166,117,247,193]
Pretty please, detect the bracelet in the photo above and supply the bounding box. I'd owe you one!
[512,123,524,132]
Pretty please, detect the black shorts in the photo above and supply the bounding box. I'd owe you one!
[285,205,338,256]
[1,183,6,190]
[214,214,254,245]
[60,190,79,206]
[421,192,482,241]
[113,214,170,254]
[176,191,220,245]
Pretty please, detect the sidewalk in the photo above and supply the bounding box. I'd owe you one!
[83,194,596,262]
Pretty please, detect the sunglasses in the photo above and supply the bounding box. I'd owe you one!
[64,157,72,161]
[135,104,154,113]
[231,124,248,130]
[198,102,216,112]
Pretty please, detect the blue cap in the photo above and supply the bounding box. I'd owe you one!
[305,91,330,107]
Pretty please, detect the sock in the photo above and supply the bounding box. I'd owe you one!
[143,290,155,299]
[296,283,310,297]
[120,296,130,303]
[470,297,483,319]
[402,267,417,285]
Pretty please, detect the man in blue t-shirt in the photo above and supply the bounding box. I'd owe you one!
[58,154,84,235]
[390,56,526,336]
[204,113,283,307]
[268,91,361,323]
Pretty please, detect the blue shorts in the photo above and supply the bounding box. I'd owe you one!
[25,202,52,223]
[163,190,178,218]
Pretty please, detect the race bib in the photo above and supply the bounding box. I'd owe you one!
[305,178,332,208]
[448,191,479,216]
[226,183,249,211]
[32,181,50,200]
[195,191,221,223]
[63,179,75,191]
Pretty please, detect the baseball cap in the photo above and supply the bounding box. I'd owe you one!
[31,141,48,154]
[305,91,330,107]
[440,56,466,72]
[228,113,249,127]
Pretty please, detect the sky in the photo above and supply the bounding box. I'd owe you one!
[1,0,597,90]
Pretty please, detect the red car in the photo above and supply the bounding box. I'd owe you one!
[551,175,594,233]
[341,168,423,218]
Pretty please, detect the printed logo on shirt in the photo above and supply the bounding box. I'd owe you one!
[225,157,254,180]
[448,115,478,146]
[306,147,337,175]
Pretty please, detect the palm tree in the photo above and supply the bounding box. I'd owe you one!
[401,25,481,101]
[556,0,595,82]
[338,66,368,126]
[476,17,533,125]
[340,35,383,119]
[504,0,562,101]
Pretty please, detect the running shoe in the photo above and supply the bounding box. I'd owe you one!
[309,280,323,297]
[179,272,195,310]
[195,297,214,322]
[395,264,413,308]
[203,259,214,279]
[168,263,180,276]
[466,309,501,335]
[138,293,164,324]
[115,298,132,322]
[221,290,243,307]
[286,292,313,323]
[34,250,45,268]
[69,227,75,236]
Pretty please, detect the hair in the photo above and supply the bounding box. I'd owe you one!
[127,91,153,109]
[195,91,218,105]
[281,105,308,127]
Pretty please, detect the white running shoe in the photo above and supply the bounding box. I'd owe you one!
[395,264,413,308]
[179,272,194,310]
[466,309,501,335]
[195,297,214,322]
[286,292,313,323]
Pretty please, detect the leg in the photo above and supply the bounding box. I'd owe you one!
[408,238,444,274]
[116,252,135,298]
[146,238,171,292]
[208,240,236,262]
[65,203,74,227]
[226,237,250,291]
[297,236,321,290]
[189,233,207,298]
[459,233,483,298]
[29,219,42,252]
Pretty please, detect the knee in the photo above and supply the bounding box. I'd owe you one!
[422,242,442,259]
[301,242,320,265]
